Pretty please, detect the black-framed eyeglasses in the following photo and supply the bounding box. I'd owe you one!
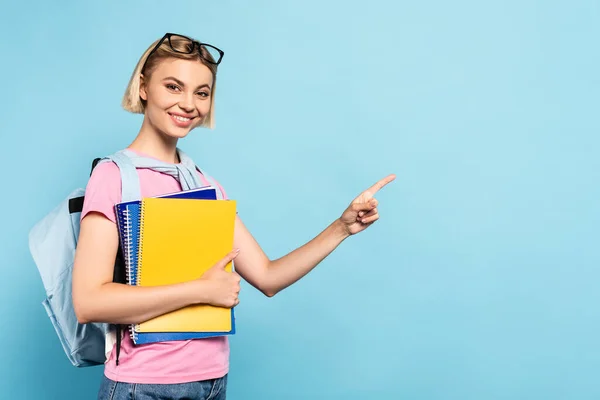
[143,33,224,70]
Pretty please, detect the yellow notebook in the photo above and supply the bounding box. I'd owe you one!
[135,197,237,333]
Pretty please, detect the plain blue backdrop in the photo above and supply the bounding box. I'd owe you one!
[1,0,599,398]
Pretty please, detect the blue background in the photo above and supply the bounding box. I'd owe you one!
[1,0,599,398]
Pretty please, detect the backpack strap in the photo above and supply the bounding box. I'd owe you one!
[104,151,142,203]
[108,151,141,366]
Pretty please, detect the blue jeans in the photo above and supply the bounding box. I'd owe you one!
[97,374,227,400]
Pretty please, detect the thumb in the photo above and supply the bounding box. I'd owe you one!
[212,249,240,270]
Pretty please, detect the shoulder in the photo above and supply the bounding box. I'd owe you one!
[86,161,122,196]
[90,160,121,181]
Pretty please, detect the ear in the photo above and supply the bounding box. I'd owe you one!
[139,74,148,101]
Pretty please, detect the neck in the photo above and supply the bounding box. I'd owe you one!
[129,116,180,164]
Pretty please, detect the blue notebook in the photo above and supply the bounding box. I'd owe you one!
[115,186,236,345]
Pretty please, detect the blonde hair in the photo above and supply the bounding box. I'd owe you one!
[122,35,219,129]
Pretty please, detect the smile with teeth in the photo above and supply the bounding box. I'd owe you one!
[171,114,192,122]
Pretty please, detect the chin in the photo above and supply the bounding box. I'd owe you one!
[163,122,202,138]
[164,128,193,139]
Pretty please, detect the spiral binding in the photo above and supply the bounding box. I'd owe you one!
[131,199,147,341]
[123,208,134,285]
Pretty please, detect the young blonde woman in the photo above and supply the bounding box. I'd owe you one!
[72,32,395,400]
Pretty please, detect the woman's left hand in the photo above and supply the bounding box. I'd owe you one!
[339,174,396,236]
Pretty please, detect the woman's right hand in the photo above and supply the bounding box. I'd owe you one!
[198,249,242,308]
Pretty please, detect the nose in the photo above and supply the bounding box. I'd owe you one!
[178,92,195,113]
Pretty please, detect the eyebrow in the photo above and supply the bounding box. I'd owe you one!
[162,76,211,91]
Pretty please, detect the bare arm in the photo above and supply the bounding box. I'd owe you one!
[72,212,239,325]
[232,216,349,297]
[233,174,396,297]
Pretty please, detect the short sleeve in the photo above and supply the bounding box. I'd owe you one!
[81,161,122,223]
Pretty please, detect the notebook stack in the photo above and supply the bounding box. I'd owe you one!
[114,186,237,345]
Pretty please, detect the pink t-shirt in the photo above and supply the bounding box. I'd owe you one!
[81,151,229,384]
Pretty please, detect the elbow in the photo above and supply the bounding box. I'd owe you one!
[252,271,280,297]
[260,286,278,298]
[77,315,91,325]
[74,304,92,325]
[248,276,278,298]
[72,293,94,324]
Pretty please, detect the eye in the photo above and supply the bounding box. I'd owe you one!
[166,83,181,92]
[196,91,210,98]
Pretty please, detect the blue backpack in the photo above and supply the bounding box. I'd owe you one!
[28,148,224,367]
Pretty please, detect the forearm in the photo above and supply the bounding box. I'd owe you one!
[263,219,350,296]
[75,280,209,325]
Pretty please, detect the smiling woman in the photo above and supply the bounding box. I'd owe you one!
[140,59,213,136]
[70,32,394,400]
[123,33,221,129]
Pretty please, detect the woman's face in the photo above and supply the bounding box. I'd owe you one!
[140,58,213,139]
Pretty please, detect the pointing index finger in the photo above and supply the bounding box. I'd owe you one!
[365,174,396,196]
